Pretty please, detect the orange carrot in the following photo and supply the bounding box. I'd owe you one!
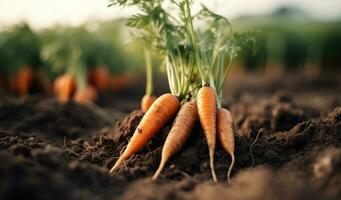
[217,108,235,182]
[141,94,157,113]
[74,85,98,104]
[16,67,34,96]
[89,67,110,91]
[53,76,62,95]
[110,93,180,173]
[54,74,75,103]
[152,101,198,180]
[197,86,218,182]
[111,74,130,91]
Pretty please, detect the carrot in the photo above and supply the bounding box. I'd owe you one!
[217,108,235,182]
[197,86,218,182]
[152,101,198,180]
[53,76,62,94]
[16,67,34,96]
[89,67,110,91]
[54,74,75,103]
[74,84,98,104]
[110,93,180,173]
[141,94,157,113]
[111,74,130,91]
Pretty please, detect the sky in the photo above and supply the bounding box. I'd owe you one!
[0,0,340,29]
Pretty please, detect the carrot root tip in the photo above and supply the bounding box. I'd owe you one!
[152,158,167,181]
[110,156,125,173]
[209,148,218,182]
[227,153,235,183]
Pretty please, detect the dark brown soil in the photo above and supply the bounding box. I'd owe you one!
[0,74,340,200]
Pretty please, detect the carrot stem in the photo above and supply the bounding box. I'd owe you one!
[144,48,153,96]
[183,0,205,84]
[218,57,233,95]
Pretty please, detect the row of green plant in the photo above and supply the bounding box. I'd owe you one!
[0,23,131,75]
[0,22,142,99]
[234,7,341,74]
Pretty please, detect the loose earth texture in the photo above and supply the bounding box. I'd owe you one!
[0,74,340,200]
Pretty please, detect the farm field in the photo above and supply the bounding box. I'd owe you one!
[1,1,341,200]
[1,73,340,200]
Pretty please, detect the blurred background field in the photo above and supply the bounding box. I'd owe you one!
[0,0,340,107]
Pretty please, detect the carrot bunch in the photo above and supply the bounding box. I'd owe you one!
[52,70,98,104]
[41,27,102,104]
[109,0,252,182]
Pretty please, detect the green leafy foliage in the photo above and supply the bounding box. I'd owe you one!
[0,23,41,75]
[110,0,252,101]
[40,24,133,89]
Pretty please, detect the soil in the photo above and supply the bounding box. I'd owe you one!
[0,73,340,200]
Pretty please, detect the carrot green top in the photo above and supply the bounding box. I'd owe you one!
[109,0,254,105]
[0,23,41,75]
[41,27,121,90]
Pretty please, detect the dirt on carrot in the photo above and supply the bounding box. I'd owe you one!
[0,74,340,200]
